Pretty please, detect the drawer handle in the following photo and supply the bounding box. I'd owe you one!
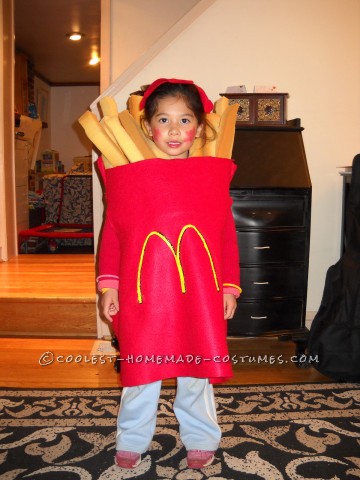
[253,246,270,250]
[253,281,270,285]
[251,316,268,320]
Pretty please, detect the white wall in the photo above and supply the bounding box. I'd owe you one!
[50,85,99,172]
[110,0,200,81]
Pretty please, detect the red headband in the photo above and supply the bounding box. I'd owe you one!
[139,78,214,113]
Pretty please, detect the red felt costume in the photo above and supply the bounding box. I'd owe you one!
[97,155,240,387]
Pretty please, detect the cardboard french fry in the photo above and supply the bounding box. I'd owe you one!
[103,115,144,163]
[189,137,203,157]
[202,112,221,157]
[102,155,114,169]
[216,103,239,159]
[207,112,221,130]
[99,98,122,145]
[100,117,118,145]
[203,141,216,157]
[128,94,143,125]
[99,96,118,117]
[118,110,154,159]
[78,111,128,166]
[214,96,229,116]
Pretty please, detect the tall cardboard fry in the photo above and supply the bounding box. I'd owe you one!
[128,94,143,125]
[99,96,118,118]
[189,137,203,157]
[214,96,229,116]
[216,103,239,159]
[78,111,128,166]
[202,112,221,157]
[118,110,154,159]
[103,116,145,163]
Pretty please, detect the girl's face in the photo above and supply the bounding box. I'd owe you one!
[145,96,203,159]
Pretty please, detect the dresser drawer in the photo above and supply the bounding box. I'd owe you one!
[237,230,306,264]
[231,195,305,228]
[240,265,305,299]
[227,299,303,336]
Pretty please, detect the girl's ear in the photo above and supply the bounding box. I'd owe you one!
[144,120,152,137]
[195,123,203,138]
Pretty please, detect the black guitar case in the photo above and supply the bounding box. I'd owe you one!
[307,154,360,382]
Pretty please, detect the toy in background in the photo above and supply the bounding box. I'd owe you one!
[19,236,47,254]
[36,150,64,174]
[47,239,61,253]
[69,156,92,174]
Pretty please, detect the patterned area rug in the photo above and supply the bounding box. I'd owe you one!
[0,383,360,480]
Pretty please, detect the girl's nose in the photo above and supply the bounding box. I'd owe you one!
[169,124,180,136]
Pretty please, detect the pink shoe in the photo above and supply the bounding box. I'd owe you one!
[187,450,215,469]
[115,450,141,469]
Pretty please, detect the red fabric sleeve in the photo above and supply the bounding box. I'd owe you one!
[222,204,241,295]
[96,216,121,291]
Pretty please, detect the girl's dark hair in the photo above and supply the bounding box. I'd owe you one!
[142,82,216,145]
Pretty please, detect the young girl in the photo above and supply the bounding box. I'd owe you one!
[97,78,241,470]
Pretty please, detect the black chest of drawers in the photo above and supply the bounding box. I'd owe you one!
[229,122,311,346]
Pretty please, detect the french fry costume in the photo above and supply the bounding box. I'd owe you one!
[79,79,241,387]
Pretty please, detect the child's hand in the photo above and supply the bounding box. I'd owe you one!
[223,293,237,320]
[101,288,119,322]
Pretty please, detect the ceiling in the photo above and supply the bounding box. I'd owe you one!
[14,0,100,85]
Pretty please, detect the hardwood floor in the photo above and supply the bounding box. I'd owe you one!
[0,253,95,300]
[0,337,330,388]
[0,253,331,388]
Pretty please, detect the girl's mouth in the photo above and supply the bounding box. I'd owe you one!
[167,142,182,148]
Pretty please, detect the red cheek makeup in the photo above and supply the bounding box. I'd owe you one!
[184,128,196,142]
[152,128,161,142]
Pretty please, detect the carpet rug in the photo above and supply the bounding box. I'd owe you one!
[0,383,359,479]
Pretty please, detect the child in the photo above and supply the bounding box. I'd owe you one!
[96,78,241,470]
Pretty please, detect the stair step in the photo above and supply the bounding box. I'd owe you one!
[0,254,97,337]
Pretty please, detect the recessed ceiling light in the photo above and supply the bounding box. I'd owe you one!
[66,32,84,41]
[89,56,100,66]
[89,51,100,65]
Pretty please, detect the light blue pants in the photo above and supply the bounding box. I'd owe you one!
[116,377,221,453]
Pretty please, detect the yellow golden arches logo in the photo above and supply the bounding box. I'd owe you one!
[137,224,220,304]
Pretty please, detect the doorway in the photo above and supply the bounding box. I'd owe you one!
[13,0,101,255]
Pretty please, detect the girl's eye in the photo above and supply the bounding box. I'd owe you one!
[159,117,168,124]
[180,118,190,124]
